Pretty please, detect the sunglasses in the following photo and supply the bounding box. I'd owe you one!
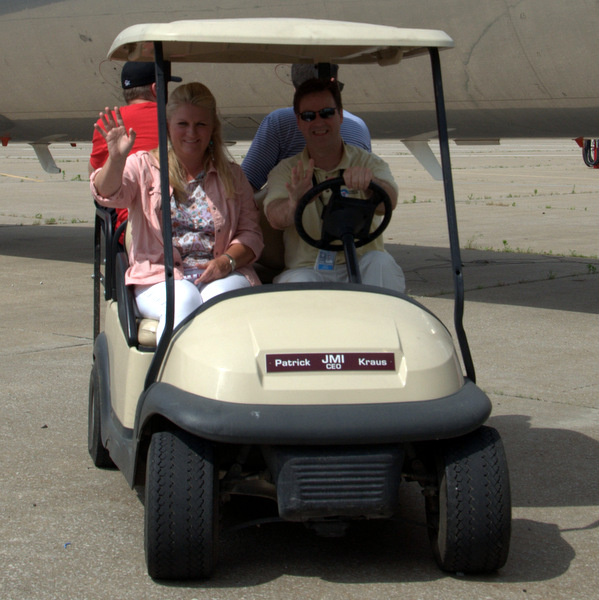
[298,107,337,122]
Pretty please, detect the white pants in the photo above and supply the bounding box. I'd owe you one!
[274,250,406,293]
[134,273,251,342]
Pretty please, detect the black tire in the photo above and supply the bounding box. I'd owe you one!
[425,426,511,574]
[87,364,115,468]
[144,430,218,580]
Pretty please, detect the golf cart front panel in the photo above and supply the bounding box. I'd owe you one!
[157,286,464,406]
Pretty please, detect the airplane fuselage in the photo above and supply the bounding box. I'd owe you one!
[2,0,599,146]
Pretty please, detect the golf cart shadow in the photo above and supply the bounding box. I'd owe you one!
[159,494,573,587]
[490,414,599,508]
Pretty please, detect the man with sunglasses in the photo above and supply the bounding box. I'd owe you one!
[241,64,371,192]
[263,78,405,291]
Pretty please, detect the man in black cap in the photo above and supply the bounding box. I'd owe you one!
[88,62,181,236]
[241,63,371,192]
[89,62,181,174]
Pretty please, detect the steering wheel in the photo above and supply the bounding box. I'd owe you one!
[293,177,392,251]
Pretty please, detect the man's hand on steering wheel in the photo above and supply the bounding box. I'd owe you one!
[342,166,373,193]
[343,166,390,215]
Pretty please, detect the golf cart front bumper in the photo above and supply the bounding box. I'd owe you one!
[137,379,491,445]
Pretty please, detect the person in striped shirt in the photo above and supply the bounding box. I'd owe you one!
[241,63,371,192]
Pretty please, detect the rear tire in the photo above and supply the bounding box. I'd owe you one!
[87,364,114,468]
[144,430,218,580]
[425,426,511,574]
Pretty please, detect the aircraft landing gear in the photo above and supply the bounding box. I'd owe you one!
[575,137,599,168]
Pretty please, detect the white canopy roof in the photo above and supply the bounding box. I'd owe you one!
[108,18,454,66]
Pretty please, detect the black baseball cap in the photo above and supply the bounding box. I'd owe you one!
[121,62,182,89]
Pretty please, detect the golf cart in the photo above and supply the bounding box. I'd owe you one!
[90,18,511,580]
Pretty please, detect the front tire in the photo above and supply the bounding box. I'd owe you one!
[144,430,218,580]
[425,426,511,574]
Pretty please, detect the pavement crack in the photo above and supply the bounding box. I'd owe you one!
[8,342,92,357]
[489,389,599,411]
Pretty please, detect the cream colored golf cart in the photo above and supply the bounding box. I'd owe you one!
[89,18,511,580]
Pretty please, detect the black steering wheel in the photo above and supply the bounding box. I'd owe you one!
[293,177,392,251]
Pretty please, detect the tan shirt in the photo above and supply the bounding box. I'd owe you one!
[264,144,398,271]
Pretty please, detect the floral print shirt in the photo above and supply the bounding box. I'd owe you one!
[171,173,215,275]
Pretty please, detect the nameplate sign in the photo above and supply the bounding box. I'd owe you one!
[266,353,395,373]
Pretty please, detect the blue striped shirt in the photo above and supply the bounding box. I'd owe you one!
[241,107,371,190]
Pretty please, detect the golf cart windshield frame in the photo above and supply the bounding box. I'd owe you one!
[104,18,474,388]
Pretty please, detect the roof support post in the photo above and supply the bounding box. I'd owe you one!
[145,42,174,389]
[429,47,476,383]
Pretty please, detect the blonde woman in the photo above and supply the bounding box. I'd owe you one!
[91,82,263,341]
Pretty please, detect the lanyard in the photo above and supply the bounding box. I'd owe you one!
[312,169,344,217]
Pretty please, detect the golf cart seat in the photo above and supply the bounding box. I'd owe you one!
[137,318,158,347]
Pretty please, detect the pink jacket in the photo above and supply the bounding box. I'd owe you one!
[91,151,263,287]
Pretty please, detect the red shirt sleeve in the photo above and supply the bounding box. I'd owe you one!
[89,103,159,171]
[89,121,108,171]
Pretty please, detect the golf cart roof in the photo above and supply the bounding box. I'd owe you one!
[107,18,454,66]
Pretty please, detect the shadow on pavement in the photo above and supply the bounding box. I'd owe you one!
[490,414,599,508]
[388,242,599,314]
[1,225,596,315]
[153,413,593,589]
[0,224,93,264]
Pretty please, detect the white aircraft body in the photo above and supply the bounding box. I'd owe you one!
[2,0,599,172]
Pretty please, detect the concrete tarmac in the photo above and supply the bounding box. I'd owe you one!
[0,140,598,599]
